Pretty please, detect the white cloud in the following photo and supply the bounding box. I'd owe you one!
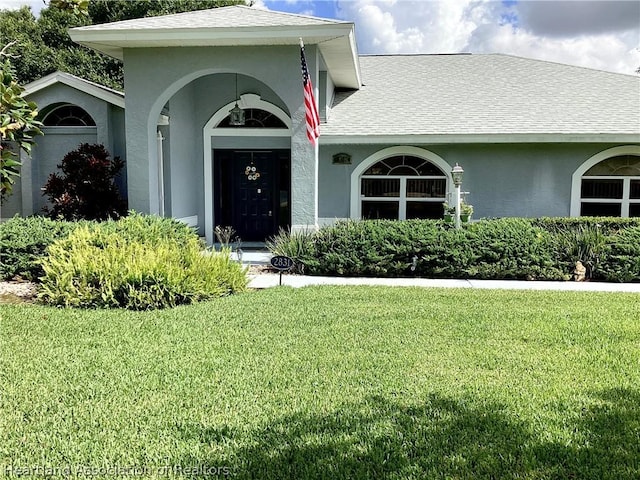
[467,22,640,74]
[338,0,487,53]
[335,0,639,74]
[516,0,640,37]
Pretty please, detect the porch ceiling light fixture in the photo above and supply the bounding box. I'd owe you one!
[229,73,245,126]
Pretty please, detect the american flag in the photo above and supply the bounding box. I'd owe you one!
[300,39,320,145]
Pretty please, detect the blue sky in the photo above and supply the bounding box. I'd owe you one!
[259,0,340,18]
[1,0,638,74]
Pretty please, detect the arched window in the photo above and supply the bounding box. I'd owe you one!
[579,154,640,217]
[216,108,287,128]
[42,104,96,127]
[360,155,447,220]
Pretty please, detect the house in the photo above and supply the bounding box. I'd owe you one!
[5,5,640,244]
[3,71,126,218]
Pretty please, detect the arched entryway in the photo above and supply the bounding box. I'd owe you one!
[204,93,292,243]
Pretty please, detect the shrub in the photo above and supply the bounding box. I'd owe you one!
[42,143,127,220]
[290,218,566,280]
[551,223,610,280]
[309,220,389,276]
[0,215,78,281]
[461,218,565,280]
[266,227,316,274]
[417,226,473,278]
[600,226,640,282]
[532,216,640,235]
[97,211,202,246]
[306,220,444,277]
[38,215,247,309]
[268,217,640,282]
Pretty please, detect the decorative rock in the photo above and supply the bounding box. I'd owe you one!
[0,281,37,301]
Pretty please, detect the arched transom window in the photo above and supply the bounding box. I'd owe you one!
[360,155,447,220]
[216,108,287,128]
[42,104,96,126]
[580,154,640,217]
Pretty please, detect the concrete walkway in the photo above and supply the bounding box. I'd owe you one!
[247,273,640,292]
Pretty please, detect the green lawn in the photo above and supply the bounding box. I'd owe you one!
[1,286,639,479]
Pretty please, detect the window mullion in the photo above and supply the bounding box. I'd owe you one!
[622,178,631,217]
[399,178,407,220]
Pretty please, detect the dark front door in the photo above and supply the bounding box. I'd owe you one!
[214,150,290,242]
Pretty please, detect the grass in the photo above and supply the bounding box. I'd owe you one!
[1,286,639,479]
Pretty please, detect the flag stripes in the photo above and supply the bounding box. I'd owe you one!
[300,40,320,145]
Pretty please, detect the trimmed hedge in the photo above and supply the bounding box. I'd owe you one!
[532,216,640,234]
[269,218,640,282]
[601,226,640,282]
[457,219,564,280]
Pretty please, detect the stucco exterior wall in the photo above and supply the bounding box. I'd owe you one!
[27,83,113,148]
[167,85,199,221]
[318,143,628,220]
[0,147,23,219]
[109,105,128,197]
[8,83,127,216]
[32,128,99,214]
[151,71,293,233]
[1,180,22,219]
[123,44,319,234]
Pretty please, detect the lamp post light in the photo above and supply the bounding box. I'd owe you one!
[451,163,464,229]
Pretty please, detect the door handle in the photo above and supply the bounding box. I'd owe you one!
[268,210,272,217]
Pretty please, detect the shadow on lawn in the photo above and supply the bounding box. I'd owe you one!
[175,389,639,479]
[532,387,640,479]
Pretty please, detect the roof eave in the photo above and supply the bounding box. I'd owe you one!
[318,27,361,89]
[69,23,360,88]
[22,71,125,108]
[319,133,640,145]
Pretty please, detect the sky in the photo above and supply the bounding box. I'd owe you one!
[1,0,639,75]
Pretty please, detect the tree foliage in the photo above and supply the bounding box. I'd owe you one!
[0,44,42,199]
[89,0,246,23]
[0,0,244,200]
[42,143,127,221]
[0,0,245,91]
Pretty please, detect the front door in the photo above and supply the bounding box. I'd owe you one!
[214,150,290,242]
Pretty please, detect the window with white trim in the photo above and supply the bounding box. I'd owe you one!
[216,108,287,128]
[42,104,95,126]
[580,155,640,217]
[360,155,447,220]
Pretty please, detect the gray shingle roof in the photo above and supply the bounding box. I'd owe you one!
[76,5,346,31]
[324,54,640,139]
[70,5,360,88]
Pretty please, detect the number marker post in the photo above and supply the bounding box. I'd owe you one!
[270,255,295,285]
